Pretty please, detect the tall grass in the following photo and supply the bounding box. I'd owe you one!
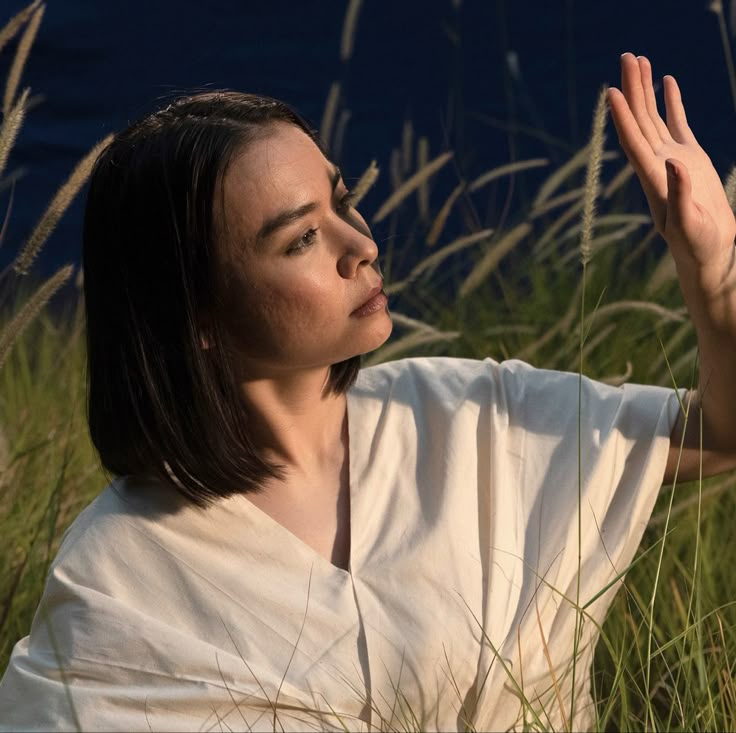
[2,0,736,730]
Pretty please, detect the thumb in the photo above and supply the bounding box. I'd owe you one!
[664,158,697,238]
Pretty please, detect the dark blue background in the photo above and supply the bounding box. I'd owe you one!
[1,0,733,280]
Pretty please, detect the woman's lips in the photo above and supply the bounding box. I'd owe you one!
[351,288,388,316]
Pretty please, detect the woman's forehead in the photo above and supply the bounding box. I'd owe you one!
[228,123,327,193]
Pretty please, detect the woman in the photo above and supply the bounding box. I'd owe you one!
[0,53,734,731]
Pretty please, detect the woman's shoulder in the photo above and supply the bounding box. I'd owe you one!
[353,354,562,405]
[51,475,192,581]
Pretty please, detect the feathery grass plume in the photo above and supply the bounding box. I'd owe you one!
[13,133,114,275]
[2,2,43,118]
[417,136,429,219]
[372,151,453,223]
[0,87,29,181]
[350,159,379,207]
[427,180,464,246]
[0,0,41,57]
[384,228,494,295]
[339,0,362,62]
[723,164,736,212]
[319,81,340,150]
[401,119,413,175]
[458,221,531,299]
[0,263,73,372]
[467,157,549,193]
[579,85,609,267]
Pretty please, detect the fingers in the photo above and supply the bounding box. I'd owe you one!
[620,53,665,149]
[608,86,667,229]
[637,56,673,143]
[663,75,695,144]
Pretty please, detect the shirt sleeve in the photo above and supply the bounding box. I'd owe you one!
[478,358,685,727]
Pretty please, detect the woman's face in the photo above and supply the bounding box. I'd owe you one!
[213,121,392,378]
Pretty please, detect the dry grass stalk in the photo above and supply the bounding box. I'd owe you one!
[389,147,402,191]
[0,0,41,57]
[529,186,584,219]
[644,252,678,296]
[339,0,362,62]
[516,269,591,363]
[603,162,635,199]
[364,327,460,366]
[566,323,616,370]
[401,119,413,175]
[387,311,447,332]
[13,133,114,275]
[0,263,73,372]
[532,145,591,209]
[532,199,584,259]
[384,227,495,295]
[724,164,736,212]
[351,159,379,207]
[667,344,698,380]
[467,157,549,194]
[649,321,693,380]
[532,144,616,210]
[559,221,644,266]
[2,3,43,117]
[0,87,29,181]
[579,86,609,266]
[319,81,340,149]
[372,151,453,223]
[579,300,687,337]
[564,212,651,239]
[417,136,429,219]
[427,181,464,246]
[459,221,531,299]
[331,108,351,162]
[599,360,634,387]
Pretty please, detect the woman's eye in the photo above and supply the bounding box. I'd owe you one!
[286,192,356,255]
[287,228,318,255]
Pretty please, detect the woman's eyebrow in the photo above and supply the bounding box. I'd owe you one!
[255,165,342,245]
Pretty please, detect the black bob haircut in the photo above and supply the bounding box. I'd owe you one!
[82,91,362,507]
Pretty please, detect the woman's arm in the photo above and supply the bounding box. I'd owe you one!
[608,52,736,484]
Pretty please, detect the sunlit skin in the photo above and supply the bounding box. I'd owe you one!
[609,53,736,483]
[212,121,392,484]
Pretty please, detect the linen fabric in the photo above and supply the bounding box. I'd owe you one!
[0,356,683,731]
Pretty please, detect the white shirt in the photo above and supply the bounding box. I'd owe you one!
[0,356,682,731]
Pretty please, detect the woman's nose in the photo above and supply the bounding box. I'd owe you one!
[337,219,380,279]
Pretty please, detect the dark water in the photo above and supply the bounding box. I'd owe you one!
[1,0,733,285]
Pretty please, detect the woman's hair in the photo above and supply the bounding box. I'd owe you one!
[82,91,361,507]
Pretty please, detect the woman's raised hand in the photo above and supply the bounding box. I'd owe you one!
[607,53,736,282]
